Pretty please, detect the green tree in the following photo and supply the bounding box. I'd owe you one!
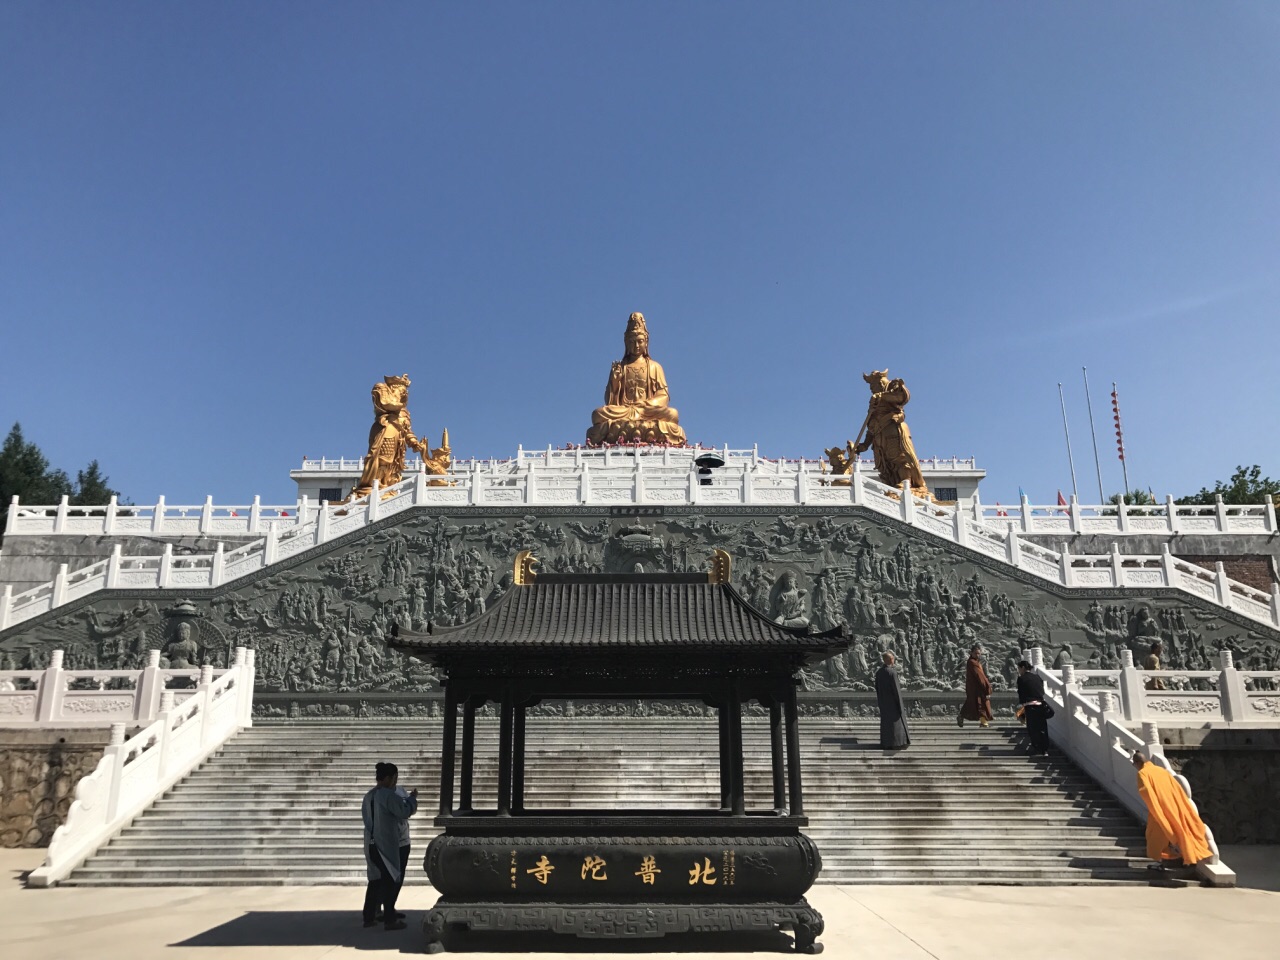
[1108,490,1157,506]
[1177,465,1280,506]
[0,423,122,534]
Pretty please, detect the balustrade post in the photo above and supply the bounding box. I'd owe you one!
[297,495,310,526]
[6,495,18,536]
[198,664,216,748]
[1160,544,1176,587]
[54,494,68,534]
[1118,649,1146,722]
[317,502,331,543]
[1029,646,1045,669]
[1117,498,1130,533]
[52,563,69,608]
[0,585,11,631]
[104,495,117,535]
[1097,691,1117,718]
[158,544,173,588]
[242,648,256,727]
[155,693,176,775]
[1069,494,1081,533]
[104,722,129,821]
[1217,649,1249,724]
[690,466,700,505]
[137,649,163,722]
[200,496,213,534]
[851,460,864,505]
[1004,527,1023,566]
[633,463,643,504]
[1214,494,1227,532]
[526,463,538,504]
[414,467,427,504]
[900,480,913,524]
[104,543,122,589]
[953,508,968,546]
[367,481,381,522]
[1166,495,1179,534]
[151,496,166,534]
[579,463,591,504]
[971,490,982,523]
[1265,495,1277,534]
[1020,494,1032,533]
[1059,543,1074,586]
[742,466,752,504]
[249,495,262,534]
[1271,584,1280,629]
[35,650,66,722]
[1213,562,1233,609]
[796,462,808,506]
[472,461,484,506]
[211,542,226,586]
[1110,543,1124,586]
[1141,720,1163,759]
[264,524,279,565]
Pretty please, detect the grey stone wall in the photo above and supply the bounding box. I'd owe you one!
[0,729,111,847]
[2,506,1276,715]
[1161,727,1280,844]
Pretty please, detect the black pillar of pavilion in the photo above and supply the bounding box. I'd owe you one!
[391,550,846,954]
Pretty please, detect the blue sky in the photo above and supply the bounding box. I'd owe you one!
[1,2,1277,507]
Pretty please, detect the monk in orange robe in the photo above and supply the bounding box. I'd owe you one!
[1131,753,1213,866]
[957,644,993,728]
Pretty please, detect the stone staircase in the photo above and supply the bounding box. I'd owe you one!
[64,718,1152,886]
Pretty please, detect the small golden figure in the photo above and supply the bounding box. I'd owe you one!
[852,369,929,499]
[581,855,608,880]
[635,855,662,885]
[586,312,687,446]
[823,441,858,486]
[688,856,717,885]
[348,374,450,501]
[525,855,555,885]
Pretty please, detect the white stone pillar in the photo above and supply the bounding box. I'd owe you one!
[297,495,310,526]
[151,496,166,534]
[1214,494,1227,532]
[317,502,331,543]
[1069,494,1081,534]
[0,584,11,631]
[264,524,279,565]
[367,481,381,523]
[52,563,69,608]
[1006,533,1021,566]
[1141,720,1162,758]
[6,495,18,536]
[137,649,163,722]
[104,495,117,535]
[106,544,122,589]
[414,468,427,504]
[579,463,591,504]
[953,508,968,546]
[742,466,752,504]
[1020,494,1032,533]
[212,542,226,586]
[1265,496,1277,534]
[1218,649,1249,724]
[1117,498,1130,533]
[1214,562,1233,609]
[1166,494,1179,534]
[1110,543,1124,587]
[158,544,173,588]
[851,460,864,505]
[1160,543,1176,587]
[200,496,213,534]
[54,495,68,534]
[900,480,913,524]
[35,650,65,722]
[249,495,262,534]
[1119,649,1146,722]
[1059,542,1074,586]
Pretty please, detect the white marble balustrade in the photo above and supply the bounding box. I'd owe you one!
[3,458,1279,634]
[0,648,232,728]
[26,647,254,887]
[975,492,1276,536]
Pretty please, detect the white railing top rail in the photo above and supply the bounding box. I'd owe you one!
[972,491,1276,536]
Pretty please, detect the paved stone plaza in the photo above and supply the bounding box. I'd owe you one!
[2,848,1277,960]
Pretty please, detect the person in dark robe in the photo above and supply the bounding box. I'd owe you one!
[874,651,911,749]
[958,643,993,728]
[1016,661,1051,755]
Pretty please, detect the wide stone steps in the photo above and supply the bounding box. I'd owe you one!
[65,719,1151,886]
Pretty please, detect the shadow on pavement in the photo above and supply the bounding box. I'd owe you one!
[171,911,796,953]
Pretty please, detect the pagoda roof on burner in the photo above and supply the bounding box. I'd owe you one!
[391,554,845,655]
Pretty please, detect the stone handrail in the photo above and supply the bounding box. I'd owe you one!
[0,649,230,727]
[3,464,1279,634]
[1026,647,1234,886]
[1025,647,1280,727]
[974,492,1276,536]
[26,647,255,887]
[5,494,301,538]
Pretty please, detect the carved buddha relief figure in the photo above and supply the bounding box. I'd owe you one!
[586,312,687,446]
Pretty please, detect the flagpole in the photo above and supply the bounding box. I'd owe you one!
[1058,382,1078,500]
[1082,367,1105,503]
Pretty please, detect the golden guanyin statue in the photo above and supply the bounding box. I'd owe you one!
[349,375,450,501]
[851,369,929,498]
[586,312,687,446]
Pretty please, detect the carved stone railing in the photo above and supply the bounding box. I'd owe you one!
[26,647,254,887]
[975,492,1276,536]
[0,649,230,727]
[5,493,301,538]
[1025,647,1280,727]
[3,459,1279,634]
[1025,647,1235,886]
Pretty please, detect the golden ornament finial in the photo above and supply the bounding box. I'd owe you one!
[513,550,539,585]
[708,549,732,585]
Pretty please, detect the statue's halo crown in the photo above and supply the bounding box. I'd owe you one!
[626,312,648,335]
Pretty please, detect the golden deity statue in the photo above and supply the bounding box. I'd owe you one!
[585,312,687,446]
[348,375,451,501]
[849,369,929,498]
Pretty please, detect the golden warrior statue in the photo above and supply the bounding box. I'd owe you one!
[850,369,929,498]
[349,374,450,501]
[586,312,687,446]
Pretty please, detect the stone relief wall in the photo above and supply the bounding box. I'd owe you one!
[0,731,112,847]
[2,508,1278,717]
[1162,728,1280,844]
